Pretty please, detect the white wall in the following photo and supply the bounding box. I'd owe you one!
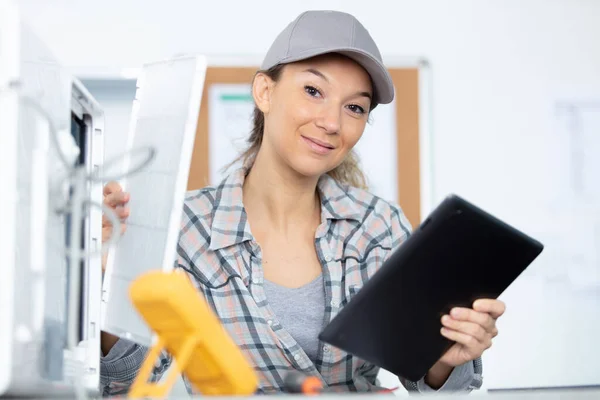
[17,0,600,393]
[17,0,600,208]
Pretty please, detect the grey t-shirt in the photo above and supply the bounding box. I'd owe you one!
[101,274,476,394]
[263,274,325,362]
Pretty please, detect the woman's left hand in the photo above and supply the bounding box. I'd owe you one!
[437,298,506,367]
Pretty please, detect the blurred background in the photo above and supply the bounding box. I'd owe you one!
[15,0,600,395]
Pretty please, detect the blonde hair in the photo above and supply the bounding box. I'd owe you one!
[227,65,369,190]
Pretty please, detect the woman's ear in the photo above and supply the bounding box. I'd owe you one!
[252,73,272,114]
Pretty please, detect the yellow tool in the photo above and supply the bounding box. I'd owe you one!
[127,270,259,398]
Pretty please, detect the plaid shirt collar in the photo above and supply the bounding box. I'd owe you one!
[209,168,363,251]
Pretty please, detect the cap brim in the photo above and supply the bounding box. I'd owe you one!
[274,46,395,105]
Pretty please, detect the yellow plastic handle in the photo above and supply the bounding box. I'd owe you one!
[127,270,259,398]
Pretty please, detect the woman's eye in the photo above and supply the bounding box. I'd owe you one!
[348,104,366,115]
[304,85,321,98]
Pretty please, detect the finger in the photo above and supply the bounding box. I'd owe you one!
[102,214,110,228]
[102,207,129,229]
[103,181,123,196]
[104,191,130,208]
[473,299,506,319]
[102,227,112,243]
[441,327,492,352]
[442,315,489,342]
[103,206,129,220]
[102,223,127,243]
[114,206,130,220]
[450,307,495,333]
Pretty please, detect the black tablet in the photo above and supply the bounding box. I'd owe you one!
[318,194,543,382]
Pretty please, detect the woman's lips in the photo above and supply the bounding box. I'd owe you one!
[301,136,335,155]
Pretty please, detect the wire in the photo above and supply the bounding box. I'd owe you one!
[89,145,156,183]
[12,85,156,184]
[49,197,122,260]
[2,83,156,399]
[13,90,154,257]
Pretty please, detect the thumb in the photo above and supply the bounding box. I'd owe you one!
[103,181,122,196]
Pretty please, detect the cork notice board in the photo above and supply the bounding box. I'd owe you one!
[187,66,422,227]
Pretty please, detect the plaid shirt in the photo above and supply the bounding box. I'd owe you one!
[100,168,482,396]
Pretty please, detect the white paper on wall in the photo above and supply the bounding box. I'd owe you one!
[208,84,254,185]
[354,99,398,203]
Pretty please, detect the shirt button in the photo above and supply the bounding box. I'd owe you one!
[267,319,273,327]
[323,345,330,353]
[330,301,339,308]
[294,354,301,361]
[324,253,332,262]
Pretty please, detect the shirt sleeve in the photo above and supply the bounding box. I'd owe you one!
[400,359,483,393]
[388,204,484,393]
[99,338,172,397]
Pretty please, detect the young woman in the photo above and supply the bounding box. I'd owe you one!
[100,10,504,396]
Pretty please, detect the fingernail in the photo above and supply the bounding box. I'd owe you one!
[441,327,448,335]
[451,308,461,317]
[442,315,450,323]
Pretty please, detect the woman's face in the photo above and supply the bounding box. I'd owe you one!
[253,54,373,179]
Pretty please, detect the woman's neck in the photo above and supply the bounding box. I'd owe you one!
[243,151,321,234]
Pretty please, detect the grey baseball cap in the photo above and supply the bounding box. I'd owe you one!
[261,10,394,106]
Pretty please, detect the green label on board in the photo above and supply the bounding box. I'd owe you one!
[220,93,253,102]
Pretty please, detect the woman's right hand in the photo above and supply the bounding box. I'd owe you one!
[102,181,130,271]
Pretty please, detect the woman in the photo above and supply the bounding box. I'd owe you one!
[100,10,504,396]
